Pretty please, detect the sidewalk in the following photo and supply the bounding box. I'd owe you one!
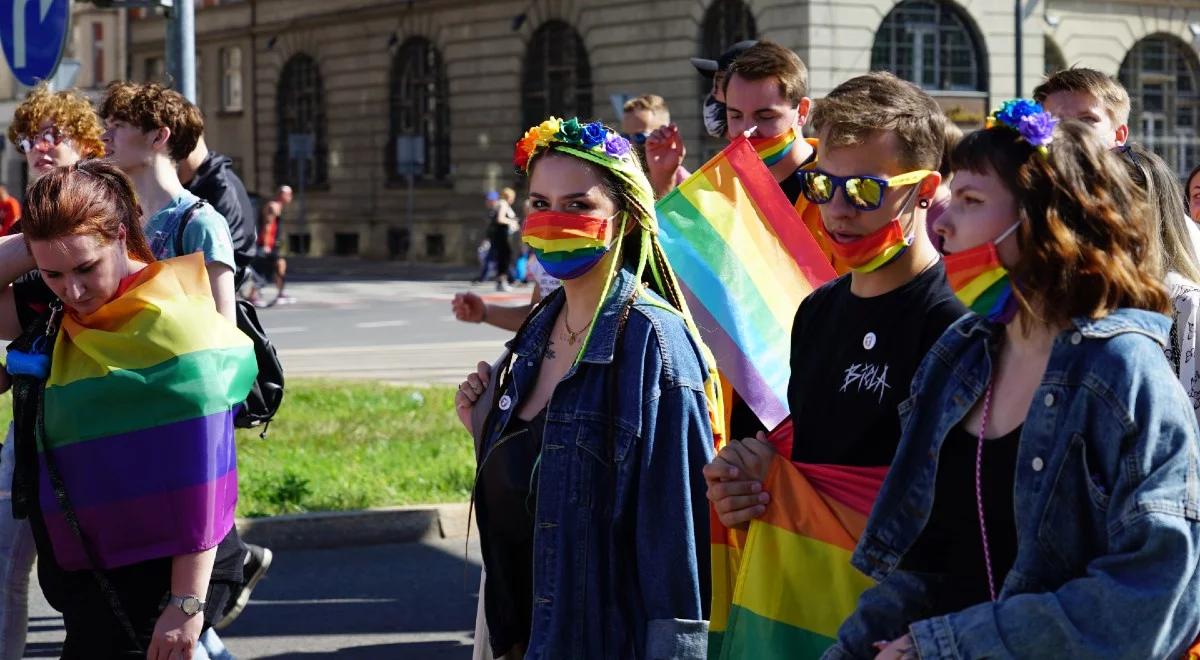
[286,256,477,282]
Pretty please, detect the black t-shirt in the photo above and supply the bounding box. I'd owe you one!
[787,261,966,466]
[476,410,546,656]
[903,424,1021,612]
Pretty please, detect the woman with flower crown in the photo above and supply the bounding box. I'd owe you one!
[826,101,1200,659]
[455,117,722,659]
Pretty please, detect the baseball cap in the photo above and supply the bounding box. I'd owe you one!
[690,40,758,79]
[485,190,500,201]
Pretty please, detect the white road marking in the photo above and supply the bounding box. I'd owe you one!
[266,326,309,334]
[354,319,411,329]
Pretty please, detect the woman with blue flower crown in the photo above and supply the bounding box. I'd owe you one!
[826,101,1200,660]
[455,117,722,659]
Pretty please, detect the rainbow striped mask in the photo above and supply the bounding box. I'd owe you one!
[748,127,798,167]
[521,211,617,280]
[944,222,1021,323]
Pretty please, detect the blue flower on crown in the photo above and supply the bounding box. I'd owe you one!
[987,98,1058,153]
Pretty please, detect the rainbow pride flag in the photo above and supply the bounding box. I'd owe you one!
[39,254,258,571]
[709,423,886,658]
[656,136,837,429]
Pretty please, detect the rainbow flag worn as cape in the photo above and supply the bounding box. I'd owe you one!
[709,422,887,658]
[39,253,258,571]
[656,136,837,430]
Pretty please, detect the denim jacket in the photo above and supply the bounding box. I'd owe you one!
[478,269,714,659]
[825,309,1200,659]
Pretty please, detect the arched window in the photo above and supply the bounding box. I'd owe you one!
[275,53,328,187]
[1044,36,1067,75]
[1120,35,1200,178]
[697,0,756,157]
[871,0,986,92]
[700,0,756,61]
[387,37,449,182]
[521,21,592,131]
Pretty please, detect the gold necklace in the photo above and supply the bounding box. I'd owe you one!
[562,302,593,346]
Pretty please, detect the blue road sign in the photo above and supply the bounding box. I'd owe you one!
[0,0,69,87]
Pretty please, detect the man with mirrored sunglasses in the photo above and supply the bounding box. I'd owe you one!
[705,71,965,543]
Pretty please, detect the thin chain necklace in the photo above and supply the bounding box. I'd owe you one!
[975,379,998,602]
[562,300,593,346]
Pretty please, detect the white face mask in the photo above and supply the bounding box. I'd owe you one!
[703,93,726,139]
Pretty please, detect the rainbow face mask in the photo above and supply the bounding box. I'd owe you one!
[824,218,911,273]
[943,222,1021,323]
[748,127,798,167]
[521,211,617,280]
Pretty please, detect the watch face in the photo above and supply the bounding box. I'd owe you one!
[181,596,202,616]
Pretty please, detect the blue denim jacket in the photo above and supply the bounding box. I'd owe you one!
[825,309,1200,659]
[479,269,715,659]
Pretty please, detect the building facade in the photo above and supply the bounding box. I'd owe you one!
[26,0,1200,262]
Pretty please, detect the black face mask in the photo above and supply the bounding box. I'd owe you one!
[703,93,727,139]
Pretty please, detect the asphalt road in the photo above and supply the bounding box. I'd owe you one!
[25,537,484,659]
[258,279,526,383]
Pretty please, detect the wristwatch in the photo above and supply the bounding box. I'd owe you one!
[168,593,205,617]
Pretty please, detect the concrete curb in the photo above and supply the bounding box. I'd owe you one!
[235,502,472,550]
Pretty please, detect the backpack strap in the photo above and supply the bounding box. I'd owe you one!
[172,200,208,258]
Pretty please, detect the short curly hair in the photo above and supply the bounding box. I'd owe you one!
[7,83,104,159]
[98,81,204,162]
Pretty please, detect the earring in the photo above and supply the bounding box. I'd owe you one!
[918,199,931,209]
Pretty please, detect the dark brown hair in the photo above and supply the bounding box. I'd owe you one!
[809,72,945,170]
[723,41,808,105]
[1032,66,1130,125]
[98,81,204,162]
[951,120,1169,325]
[22,160,155,263]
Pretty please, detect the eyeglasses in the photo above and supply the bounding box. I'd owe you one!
[799,168,933,211]
[16,126,65,154]
[621,131,651,146]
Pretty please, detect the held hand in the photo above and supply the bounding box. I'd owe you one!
[873,634,917,660]
[452,292,486,324]
[147,605,202,660]
[702,433,778,529]
[455,361,492,434]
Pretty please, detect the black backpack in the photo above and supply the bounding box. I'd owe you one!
[175,201,284,432]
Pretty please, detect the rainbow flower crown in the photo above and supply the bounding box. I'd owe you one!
[513,117,632,172]
[985,98,1058,156]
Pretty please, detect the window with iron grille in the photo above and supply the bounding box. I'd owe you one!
[387,37,449,182]
[697,0,756,160]
[871,0,986,93]
[1120,35,1200,180]
[275,53,328,188]
[521,21,592,132]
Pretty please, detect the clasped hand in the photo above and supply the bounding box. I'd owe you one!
[702,432,776,528]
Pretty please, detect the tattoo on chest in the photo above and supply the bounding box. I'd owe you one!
[840,362,892,403]
[544,340,557,361]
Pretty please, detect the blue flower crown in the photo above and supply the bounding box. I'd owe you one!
[986,98,1058,156]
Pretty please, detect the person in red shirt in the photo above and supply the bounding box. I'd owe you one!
[0,186,21,235]
[247,185,293,305]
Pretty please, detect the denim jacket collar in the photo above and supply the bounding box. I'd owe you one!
[506,269,640,365]
[952,308,1169,347]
